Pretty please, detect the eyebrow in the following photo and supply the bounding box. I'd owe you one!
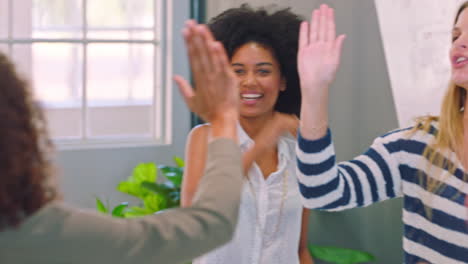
[231,62,274,67]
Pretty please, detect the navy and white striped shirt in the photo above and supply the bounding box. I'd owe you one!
[296,123,468,263]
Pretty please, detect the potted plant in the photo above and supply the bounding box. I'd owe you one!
[95,156,184,218]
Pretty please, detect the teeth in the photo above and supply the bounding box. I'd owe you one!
[241,94,262,99]
[456,57,467,63]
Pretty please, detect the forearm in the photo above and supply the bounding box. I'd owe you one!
[127,139,243,264]
[296,130,346,210]
[300,84,329,141]
[299,248,314,264]
[298,208,311,262]
[210,111,238,142]
[297,128,403,211]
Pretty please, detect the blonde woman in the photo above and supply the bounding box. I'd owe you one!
[296,3,467,264]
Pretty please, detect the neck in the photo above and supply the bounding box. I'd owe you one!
[239,112,275,139]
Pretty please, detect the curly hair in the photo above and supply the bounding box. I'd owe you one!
[208,4,303,116]
[0,52,59,230]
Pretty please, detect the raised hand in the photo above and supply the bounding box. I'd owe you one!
[298,4,345,140]
[298,4,345,95]
[174,20,239,125]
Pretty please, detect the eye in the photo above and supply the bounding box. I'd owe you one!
[453,35,460,42]
[257,69,271,76]
[233,68,245,75]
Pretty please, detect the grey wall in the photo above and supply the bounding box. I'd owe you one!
[207,0,402,263]
[56,1,191,209]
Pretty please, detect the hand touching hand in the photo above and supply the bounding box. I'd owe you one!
[174,21,239,124]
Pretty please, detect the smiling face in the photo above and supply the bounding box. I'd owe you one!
[451,7,468,88]
[231,42,285,118]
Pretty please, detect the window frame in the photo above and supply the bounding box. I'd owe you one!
[0,0,175,150]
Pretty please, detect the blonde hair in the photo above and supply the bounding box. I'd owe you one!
[413,83,466,194]
[411,2,468,196]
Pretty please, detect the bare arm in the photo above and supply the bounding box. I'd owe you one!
[181,124,209,207]
[298,5,345,140]
[298,209,314,264]
[243,113,299,175]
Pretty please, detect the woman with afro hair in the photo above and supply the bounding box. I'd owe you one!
[178,4,314,264]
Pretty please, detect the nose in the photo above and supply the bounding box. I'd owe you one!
[240,72,257,87]
[454,34,468,50]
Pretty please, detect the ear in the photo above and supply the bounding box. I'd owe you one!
[280,77,287,92]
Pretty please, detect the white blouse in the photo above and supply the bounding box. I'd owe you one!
[194,125,304,264]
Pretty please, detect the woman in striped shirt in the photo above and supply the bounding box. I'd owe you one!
[296,3,468,264]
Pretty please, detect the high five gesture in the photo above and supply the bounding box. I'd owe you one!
[298,4,345,140]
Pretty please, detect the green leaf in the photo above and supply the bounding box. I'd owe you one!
[159,166,183,187]
[131,163,158,183]
[123,206,152,218]
[141,181,172,195]
[144,194,167,212]
[95,197,108,214]
[309,244,376,264]
[163,181,176,189]
[116,181,149,198]
[111,202,129,218]
[165,172,183,187]
[167,191,181,207]
[158,165,183,174]
[174,156,185,168]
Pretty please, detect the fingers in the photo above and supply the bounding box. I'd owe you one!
[215,41,231,74]
[182,24,198,77]
[201,23,216,42]
[210,42,224,72]
[326,7,336,42]
[174,75,195,109]
[299,21,309,49]
[309,4,337,43]
[192,25,214,73]
[310,9,319,43]
[334,34,346,63]
[184,21,220,82]
[318,4,328,41]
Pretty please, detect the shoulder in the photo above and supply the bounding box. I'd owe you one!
[187,124,211,142]
[374,118,438,156]
[379,117,438,143]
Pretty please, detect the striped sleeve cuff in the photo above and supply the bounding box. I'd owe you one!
[297,128,332,154]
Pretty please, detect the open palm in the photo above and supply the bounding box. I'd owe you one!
[298,4,345,96]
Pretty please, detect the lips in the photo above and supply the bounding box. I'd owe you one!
[241,93,263,100]
[240,92,264,105]
[453,55,468,68]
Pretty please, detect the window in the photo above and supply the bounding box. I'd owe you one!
[0,0,173,149]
